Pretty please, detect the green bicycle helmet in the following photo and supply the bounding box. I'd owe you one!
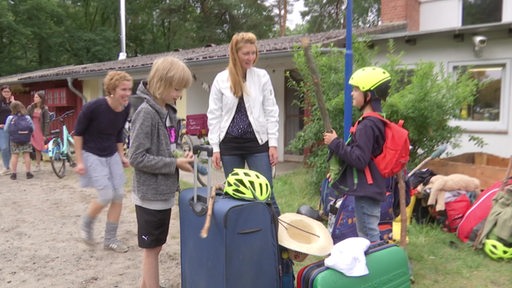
[224,168,271,202]
[349,66,391,100]
[483,239,512,260]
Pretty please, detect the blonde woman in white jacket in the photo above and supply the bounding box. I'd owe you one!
[207,32,280,215]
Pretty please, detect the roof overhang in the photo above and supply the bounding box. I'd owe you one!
[0,22,407,85]
[369,21,512,42]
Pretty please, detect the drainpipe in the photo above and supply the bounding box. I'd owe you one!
[118,0,127,60]
[67,77,87,104]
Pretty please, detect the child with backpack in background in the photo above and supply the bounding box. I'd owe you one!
[323,66,393,243]
[4,100,34,180]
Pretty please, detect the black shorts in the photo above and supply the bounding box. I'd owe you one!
[135,205,172,248]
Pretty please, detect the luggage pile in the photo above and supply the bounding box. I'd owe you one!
[472,157,512,261]
[179,145,413,288]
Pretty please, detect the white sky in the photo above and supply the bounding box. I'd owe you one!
[286,0,305,28]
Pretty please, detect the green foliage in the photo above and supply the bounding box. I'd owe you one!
[288,40,482,191]
[0,0,276,77]
[302,0,381,33]
[382,59,481,165]
[287,44,344,185]
[286,40,376,186]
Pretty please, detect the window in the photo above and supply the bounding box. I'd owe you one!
[462,0,502,26]
[450,60,510,132]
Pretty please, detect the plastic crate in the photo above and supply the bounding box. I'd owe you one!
[186,114,208,136]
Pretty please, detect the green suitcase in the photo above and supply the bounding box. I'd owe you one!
[300,243,411,288]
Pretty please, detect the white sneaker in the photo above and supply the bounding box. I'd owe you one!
[104,239,129,253]
[33,165,41,172]
[0,169,11,176]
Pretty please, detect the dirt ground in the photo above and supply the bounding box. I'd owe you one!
[0,161,181,288]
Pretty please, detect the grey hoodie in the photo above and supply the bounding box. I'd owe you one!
[129,81,179,205]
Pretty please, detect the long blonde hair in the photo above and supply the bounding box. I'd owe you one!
[228,32,259,98]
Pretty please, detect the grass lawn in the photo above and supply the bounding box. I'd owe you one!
[273,167,512,288]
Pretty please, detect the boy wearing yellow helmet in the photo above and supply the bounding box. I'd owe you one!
[323,66,391,243]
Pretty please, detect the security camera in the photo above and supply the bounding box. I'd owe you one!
[472,35,487,47]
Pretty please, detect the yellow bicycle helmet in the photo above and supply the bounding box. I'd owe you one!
[224,168,271,202]
[483,239,512,260]
[349,66,391,100]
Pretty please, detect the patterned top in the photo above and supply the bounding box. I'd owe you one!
[226,97,256,138]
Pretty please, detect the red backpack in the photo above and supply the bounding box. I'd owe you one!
[352,112,410,183]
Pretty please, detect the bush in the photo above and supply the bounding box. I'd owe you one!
[287,40,482,191]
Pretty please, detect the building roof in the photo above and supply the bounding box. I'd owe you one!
[0,23,407,84]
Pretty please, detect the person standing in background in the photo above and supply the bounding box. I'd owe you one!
[0,85,15,175]
[5,100,34,180]
[74,71,132,253]
[27,90,50,172]
[207,32,281,216]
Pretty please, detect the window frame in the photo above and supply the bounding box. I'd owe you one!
[448,59,510,133]
[460,0,503,27]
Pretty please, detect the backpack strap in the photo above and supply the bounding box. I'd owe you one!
[364,166,374,185]
[351,112,387,185]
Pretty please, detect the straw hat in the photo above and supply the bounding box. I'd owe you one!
[278,213,333,256]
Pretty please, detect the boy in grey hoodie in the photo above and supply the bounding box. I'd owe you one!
[128,56,195,288]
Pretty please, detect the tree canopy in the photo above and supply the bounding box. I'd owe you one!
[0,0,381,77]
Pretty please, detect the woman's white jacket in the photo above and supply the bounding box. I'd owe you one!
[207,67,279,152]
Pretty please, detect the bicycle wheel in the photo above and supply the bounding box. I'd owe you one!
[123,122,130,157]
[50,141,66,178]
[180,134,194,152]
[179,134,207,186]
[67,152,76,168]
[193,159,208,187]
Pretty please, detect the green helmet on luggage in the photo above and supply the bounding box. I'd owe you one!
[349,66,391,100]
[224,168,271,202]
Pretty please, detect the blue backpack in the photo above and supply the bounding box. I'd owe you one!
[321,174,411,244]
[8,114,33,144]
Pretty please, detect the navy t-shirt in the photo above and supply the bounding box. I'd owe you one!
[74,97,130,157]
[0,100,13,125]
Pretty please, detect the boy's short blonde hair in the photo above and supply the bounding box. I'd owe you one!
[147,56,193,100]
[103,71,133,96]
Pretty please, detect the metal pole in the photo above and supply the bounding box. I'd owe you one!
[118,0,127,60]
[343,0,353,141]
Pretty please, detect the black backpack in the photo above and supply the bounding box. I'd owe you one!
[8,114,33,144]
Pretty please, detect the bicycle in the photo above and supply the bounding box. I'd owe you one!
[47,110,76,178]
[179,114,209,186]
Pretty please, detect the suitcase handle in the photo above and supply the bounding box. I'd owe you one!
[193,144,213,214]
[193,144,213,157]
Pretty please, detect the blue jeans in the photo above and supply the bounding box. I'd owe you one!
[354,196,381,242]
[221,152,281,216]
[0,129,11,169]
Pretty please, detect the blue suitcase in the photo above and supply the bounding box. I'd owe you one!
[179,145,280,288]
[298,242,411,288]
